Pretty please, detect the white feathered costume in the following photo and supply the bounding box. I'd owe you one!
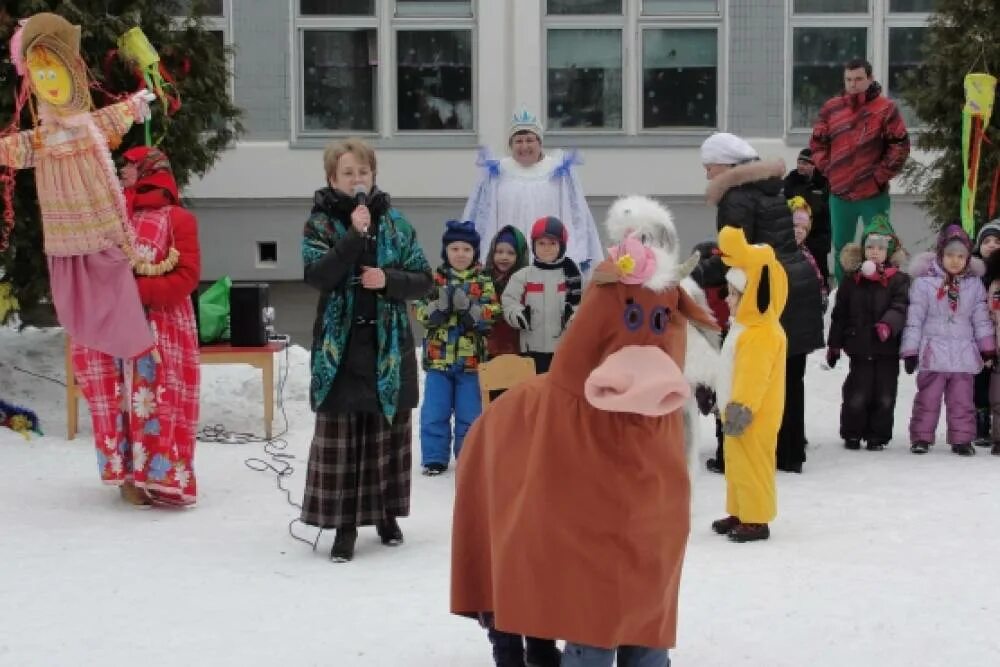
[604,196,722,466]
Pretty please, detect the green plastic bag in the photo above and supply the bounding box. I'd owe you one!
[198,276,231,344]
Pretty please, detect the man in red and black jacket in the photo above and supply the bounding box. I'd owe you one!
[809,58,909,285]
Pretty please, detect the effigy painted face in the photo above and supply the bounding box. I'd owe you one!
[26,45,72,107]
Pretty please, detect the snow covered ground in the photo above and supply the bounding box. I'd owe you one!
[1,325,999,666]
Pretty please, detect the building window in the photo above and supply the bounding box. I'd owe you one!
[302,30,378,132]
[791,27,868,129]
[295,1,475,137]
[787,0,931,131]
[547,0,622,15]
[396,30,473,130]
[547,29,623,130]
[642,28,718,128]
[793,0,868,13]
[545,0,722,134]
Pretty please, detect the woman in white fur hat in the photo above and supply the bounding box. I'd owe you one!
[462,107,604,274]
[701,132,825,474]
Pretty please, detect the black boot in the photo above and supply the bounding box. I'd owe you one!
[951,443,976,456]
[330,526,358,562]
[728,523,770,542]
[844,438,862,450]
[488,627,526,667]
[376,517,404,546]
[524,637,560,667]
[975,409,992,446]
[711,515,741,535]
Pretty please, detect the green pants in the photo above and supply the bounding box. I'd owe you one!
[830,192,890,284]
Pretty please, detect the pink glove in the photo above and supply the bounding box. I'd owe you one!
[875,322,891,343]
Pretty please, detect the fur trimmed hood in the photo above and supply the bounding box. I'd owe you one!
[705,158,786,206]
[839,242,910,273]
[909,250,985,279]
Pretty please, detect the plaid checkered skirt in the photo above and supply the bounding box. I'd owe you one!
[300,410,412,529]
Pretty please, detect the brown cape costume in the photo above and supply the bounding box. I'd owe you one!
[451,258,718,650]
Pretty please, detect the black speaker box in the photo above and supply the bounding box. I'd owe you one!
[230,283,270,347]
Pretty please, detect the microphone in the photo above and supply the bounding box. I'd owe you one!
[353,184,368,208]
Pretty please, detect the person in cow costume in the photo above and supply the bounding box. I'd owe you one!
[451,198,718,667]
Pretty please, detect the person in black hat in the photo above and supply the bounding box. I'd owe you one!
[784,148,832,289]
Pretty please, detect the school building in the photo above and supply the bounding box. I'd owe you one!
[184,0,938,283]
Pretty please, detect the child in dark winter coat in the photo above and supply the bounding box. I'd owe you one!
[485,225,530,358]
[982,239,1000,456]
[789,196,829,313]
[827,217,909,451]
[972,219,1000,447]
[502,216,582,373]
[902,224,996,456]
[415,220,500,475]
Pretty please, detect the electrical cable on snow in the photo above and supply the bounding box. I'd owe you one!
[196,336,323,550]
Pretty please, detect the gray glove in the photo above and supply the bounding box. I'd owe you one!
[426,286,452,326]
[451,287,471,313]
[721,402,753,437]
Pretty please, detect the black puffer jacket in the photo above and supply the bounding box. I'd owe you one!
[828,243,909,359]
[706,159,825,356]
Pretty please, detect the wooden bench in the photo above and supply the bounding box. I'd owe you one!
[65,339,288,441]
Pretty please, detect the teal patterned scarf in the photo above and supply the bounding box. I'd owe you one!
[303,208,429,422]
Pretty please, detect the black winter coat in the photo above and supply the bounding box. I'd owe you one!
[783,168,832,282]
[706,159,825,356]
[828,270,909,359]
[304,186,432,415]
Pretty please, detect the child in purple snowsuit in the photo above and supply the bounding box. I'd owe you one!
[902,224,996,456]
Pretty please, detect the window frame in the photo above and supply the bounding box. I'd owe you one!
[171,0,235,98]
[542,0,725,138]
[291,0,478,140]
[785,0,931,134]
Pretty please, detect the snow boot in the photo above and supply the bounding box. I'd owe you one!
[728,523,770,543]
[910,442,930,455]
[422,463,447,476]
[489,629,526,667]
[119,481,152,508]
[525,637,561,667]
[975,409,991,447]
[844,438,862,450]
[330,527,358,563]
[705,457,724,474]
[376,517,404,546]
[951,443,976,456]
[712,515,741,535]
[865,439,887,451]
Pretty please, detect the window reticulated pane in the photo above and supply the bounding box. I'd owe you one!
[302,30,378,131]
[547,29,623,130]
[547,0,622,15]
[396,30,474,131]
[642,0,718,13]
[792,27,867,127]
[300,0,375,16]
[888,26,928,125]
[643,29,717,128]
[889,0,934,11]
[396,0,472,17]
[793,0,868,12]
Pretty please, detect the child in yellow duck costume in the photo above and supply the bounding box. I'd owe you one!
[713,226,788,542]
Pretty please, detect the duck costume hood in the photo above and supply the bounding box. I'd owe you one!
[715,226,788,524]
[451,247,719,649]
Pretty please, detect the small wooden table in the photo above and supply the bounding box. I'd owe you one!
[65,340,288,441]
